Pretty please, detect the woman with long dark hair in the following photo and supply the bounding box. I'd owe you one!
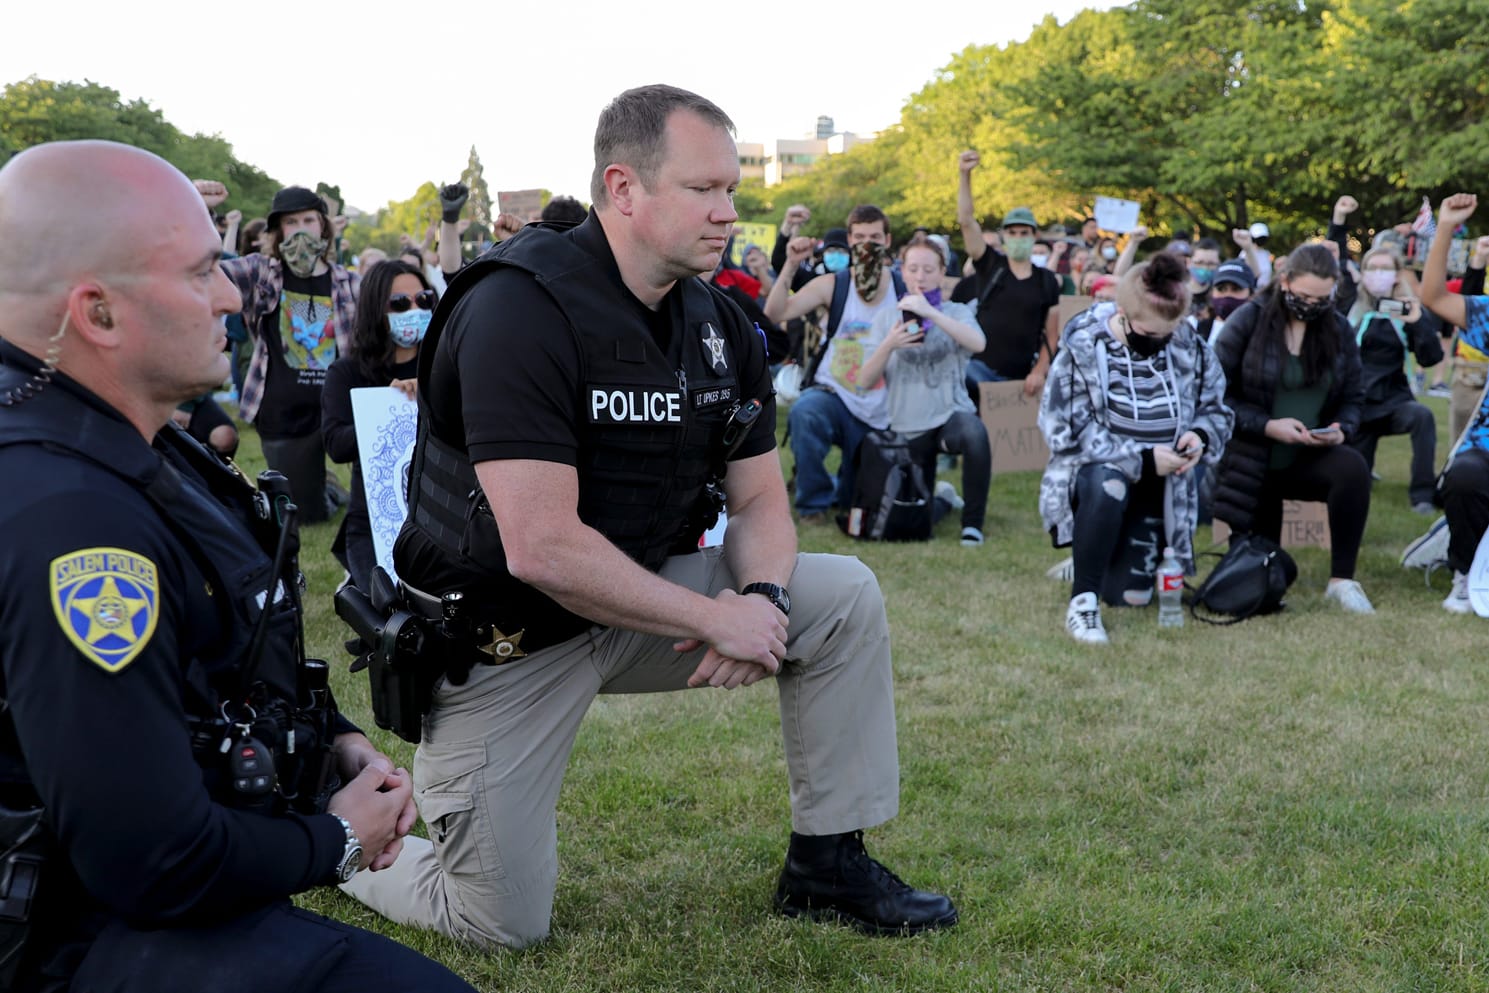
[1040,252,1233,643]
[1211,242,1373,613]
[321,259,434,590]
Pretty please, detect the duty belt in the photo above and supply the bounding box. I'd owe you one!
[398,582,589,662]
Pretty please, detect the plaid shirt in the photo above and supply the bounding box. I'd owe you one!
[221,253,359,424]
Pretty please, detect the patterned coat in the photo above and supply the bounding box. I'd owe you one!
[1038,302,1234,573]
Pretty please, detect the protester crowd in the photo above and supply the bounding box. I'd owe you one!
[6,74,1489,992]
[195,157,1489,648]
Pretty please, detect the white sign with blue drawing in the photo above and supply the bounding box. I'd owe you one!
[350,387,419,585]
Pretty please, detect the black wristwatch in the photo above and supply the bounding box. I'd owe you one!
[332,814,364,884]
[741,582,790,616]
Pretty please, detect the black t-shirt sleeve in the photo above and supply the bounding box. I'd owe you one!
[440,270,584,466]
[0,468,340,924]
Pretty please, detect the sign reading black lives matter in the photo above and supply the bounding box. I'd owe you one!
[979,380,1050,473]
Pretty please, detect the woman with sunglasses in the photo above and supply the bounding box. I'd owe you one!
[322,260,437,591]
[1211,242,1373,613]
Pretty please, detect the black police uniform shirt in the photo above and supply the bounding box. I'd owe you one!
[423,221,776,483]
[952,250,1060,379]
[0,345,347,973]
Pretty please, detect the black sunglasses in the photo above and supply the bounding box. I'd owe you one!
[388,289,438,313]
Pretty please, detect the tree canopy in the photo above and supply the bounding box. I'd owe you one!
[745,0,1489,248]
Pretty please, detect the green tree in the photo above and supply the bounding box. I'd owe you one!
[0,77,282,219]
[459,146,494,230]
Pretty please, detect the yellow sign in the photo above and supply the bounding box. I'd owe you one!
[730,223,776,265]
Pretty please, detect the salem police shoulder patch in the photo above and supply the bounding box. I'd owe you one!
[49,547,160,674]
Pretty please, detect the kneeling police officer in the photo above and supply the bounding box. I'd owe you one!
[0,142,473,993]
[340,84,958,948]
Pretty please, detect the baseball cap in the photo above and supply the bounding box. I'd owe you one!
[1001,207,1038,230]
[1248,221,1270,240]
[1213,259,1256,291]
[821,228,849,252]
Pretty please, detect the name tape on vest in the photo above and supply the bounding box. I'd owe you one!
[589,388,684,424]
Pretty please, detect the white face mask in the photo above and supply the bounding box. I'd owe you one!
[1362,269,1397,298]
[1101,246,1118,261]
[1030,254,1050,269]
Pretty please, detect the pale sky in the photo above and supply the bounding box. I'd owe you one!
[3,0,1123,213]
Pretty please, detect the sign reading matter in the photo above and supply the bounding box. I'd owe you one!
[979,380,1050,473]
[1212,501,1331,550]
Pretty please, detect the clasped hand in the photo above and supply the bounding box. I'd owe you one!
[674,589,788,691]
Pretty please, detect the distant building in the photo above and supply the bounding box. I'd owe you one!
[742,116,876,187]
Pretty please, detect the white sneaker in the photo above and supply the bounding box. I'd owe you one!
[960,526,984,547]
[934,480,964,511]
[1443,572,1473,614]
[1401,516,1450,570]
[1065,592,1109,644]
[1046,556,1074,582]
[1324,579,1375,614]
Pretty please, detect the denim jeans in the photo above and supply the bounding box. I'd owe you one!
[787,387,873,515]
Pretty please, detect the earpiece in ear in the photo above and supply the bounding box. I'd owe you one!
[93,306,112,328]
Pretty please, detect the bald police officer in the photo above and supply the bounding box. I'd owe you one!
[0,141,473,993]
[341,84,957,946]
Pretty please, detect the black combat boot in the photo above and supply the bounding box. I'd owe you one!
[773,830,958,935]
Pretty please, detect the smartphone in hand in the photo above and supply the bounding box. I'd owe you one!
[1309,426,1340,437]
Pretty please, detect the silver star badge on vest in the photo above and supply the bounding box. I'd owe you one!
[700,322,728,376]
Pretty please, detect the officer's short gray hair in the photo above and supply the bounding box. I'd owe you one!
[590,84,735,207]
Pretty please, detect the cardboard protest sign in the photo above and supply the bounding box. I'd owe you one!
[979,380,1050,473]
[497,189,545,223]
[1211,500,1331,550]
[1058,295,1094,335]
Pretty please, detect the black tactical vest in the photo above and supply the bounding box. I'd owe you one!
[399,220,750,648]
[0,368,325,806]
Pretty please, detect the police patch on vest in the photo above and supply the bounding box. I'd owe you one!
[49,546,160,674]
[691,385,735,410]
[588,387,684,424]
[699,322,729,376]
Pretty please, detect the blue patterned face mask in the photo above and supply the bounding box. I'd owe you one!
[387,309,431,348]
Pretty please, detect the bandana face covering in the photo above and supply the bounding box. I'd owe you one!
[279,230,328,278]
[852,241,888,299]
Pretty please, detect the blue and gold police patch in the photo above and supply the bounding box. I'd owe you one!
[49,547,160,674]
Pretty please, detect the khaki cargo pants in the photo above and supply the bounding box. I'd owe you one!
[342,548,900,949]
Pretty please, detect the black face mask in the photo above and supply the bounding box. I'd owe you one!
[1125,330,1169,358]
[1284,290,1334,323]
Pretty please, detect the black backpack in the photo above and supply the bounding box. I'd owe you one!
[838,430,935,541]
[1187,534,1299,624]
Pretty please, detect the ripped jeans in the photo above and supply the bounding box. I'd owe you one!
[1071,462,1166,605]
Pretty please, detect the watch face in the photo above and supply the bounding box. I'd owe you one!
[338,845,364,882]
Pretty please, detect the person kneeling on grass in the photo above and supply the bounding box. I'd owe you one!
[1417,193,1489,614]
[1039,253,1234,644]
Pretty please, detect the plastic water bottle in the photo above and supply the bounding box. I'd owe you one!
[1157,547,1184,628]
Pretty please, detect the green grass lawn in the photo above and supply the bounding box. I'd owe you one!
[238,395,1489,992]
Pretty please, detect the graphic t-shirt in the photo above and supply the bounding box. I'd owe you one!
[812,284,899,429]
[255,270,337,438]
[1455,297,1489,455]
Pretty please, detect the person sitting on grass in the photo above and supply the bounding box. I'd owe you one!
[857,234,991,546]
[1039,252,1234,644]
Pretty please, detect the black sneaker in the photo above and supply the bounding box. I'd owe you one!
[773,831,958,935]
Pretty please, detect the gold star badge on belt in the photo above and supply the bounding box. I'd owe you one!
[482,627,527,663]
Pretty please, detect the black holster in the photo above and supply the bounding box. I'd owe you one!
[335,583,434,745]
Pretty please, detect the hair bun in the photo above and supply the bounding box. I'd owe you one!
[1143,250,1188,292]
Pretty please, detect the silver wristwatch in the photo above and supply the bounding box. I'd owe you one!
[332,814,363,884]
